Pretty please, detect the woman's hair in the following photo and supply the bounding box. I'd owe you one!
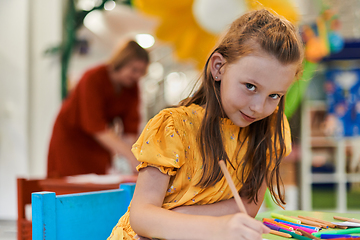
[107,40,149,71]
[180,9,304,206]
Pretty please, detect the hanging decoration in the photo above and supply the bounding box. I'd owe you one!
[284,4,344,118]
[301,7,344,63]
[192,0,247,35]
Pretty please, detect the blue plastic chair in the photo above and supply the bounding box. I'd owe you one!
[31,183,135,240]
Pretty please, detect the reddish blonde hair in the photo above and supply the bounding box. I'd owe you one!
[107,40,149,71]
[181,9,304,206]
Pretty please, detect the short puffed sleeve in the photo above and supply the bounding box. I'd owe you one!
[132,110,185,176]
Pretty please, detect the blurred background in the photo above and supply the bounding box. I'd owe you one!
[1,0,360,238]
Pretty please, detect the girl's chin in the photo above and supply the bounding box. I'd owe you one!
[231,118,251,128]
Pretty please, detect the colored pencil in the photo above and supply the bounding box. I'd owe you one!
[263,222,283,232]
[334,216,360,224]
[319,238,360,240]
[218,160,247,214]
[298,215,336,228]
[290,216,324,228]
[269,229,292,238]
[296,229,320,240]
[335,225,349,229]
[279,229,313,240]
[321,238,360,240]
[320,234,353,239]
[274,219,320,231]
[271,213,301,224]
[276,222,318,234]
[263,218,294,230]
[264,221,295,232]
[312,228,360,237]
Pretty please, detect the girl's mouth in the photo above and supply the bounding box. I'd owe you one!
[240,111,256,122]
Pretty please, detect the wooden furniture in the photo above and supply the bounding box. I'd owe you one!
[32,183,135,240]
[17,176,137,240]
[17,178,42,240]
[256,210,360,240]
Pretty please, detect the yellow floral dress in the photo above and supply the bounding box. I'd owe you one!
[108,104,292,240]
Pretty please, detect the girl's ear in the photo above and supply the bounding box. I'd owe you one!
[210,53,225,81]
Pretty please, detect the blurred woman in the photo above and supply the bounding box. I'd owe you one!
[47,40,149,178]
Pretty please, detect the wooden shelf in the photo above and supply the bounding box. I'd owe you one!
[301,101,348,212]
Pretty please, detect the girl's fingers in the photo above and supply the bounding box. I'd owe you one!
[242,216,267,233]
[262,224,271,234]
[232,214,268,239]
[242,227,266,240]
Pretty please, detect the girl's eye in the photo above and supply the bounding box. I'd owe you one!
[245,83,256,91]
[269,94,280,100]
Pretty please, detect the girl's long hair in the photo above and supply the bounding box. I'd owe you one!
[180,9,304,206]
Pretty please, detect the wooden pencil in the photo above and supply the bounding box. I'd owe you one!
[296,216,328,228]
[333,216,360,224]
[297,229,320,240]
[334,225,348,229]
[298,216,336,228]
[269,229,292,238]
[218,160,247,214]
[263,218,294,230]
[290,216,324,228]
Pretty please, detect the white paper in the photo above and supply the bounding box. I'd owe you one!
[332,221,360,227]
[66,173,136,184]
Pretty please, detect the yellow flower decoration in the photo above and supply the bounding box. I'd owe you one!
[246,0,299,24]
[133,0,218,69]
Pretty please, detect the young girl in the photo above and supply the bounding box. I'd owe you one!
[108,9,303,240]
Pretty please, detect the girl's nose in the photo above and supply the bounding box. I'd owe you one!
[249,96,265,113]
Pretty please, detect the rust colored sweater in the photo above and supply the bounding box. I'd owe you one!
[47,64,140,178]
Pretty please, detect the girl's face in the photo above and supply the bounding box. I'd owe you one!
[112,59,148,87]
[217,52,297,127]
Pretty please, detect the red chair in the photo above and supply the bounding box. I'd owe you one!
[17,178,42,240]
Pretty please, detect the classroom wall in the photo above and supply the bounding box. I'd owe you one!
[0,0,30,220]
[0,0,62,219]
[27,0,63,178]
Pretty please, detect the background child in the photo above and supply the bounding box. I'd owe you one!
[108,9,304,240]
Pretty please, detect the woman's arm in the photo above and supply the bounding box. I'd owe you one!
[171,179,267,218]
[94,130,138,172]
[130,167,269,240]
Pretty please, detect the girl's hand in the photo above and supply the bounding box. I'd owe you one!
[216,213,270,240]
